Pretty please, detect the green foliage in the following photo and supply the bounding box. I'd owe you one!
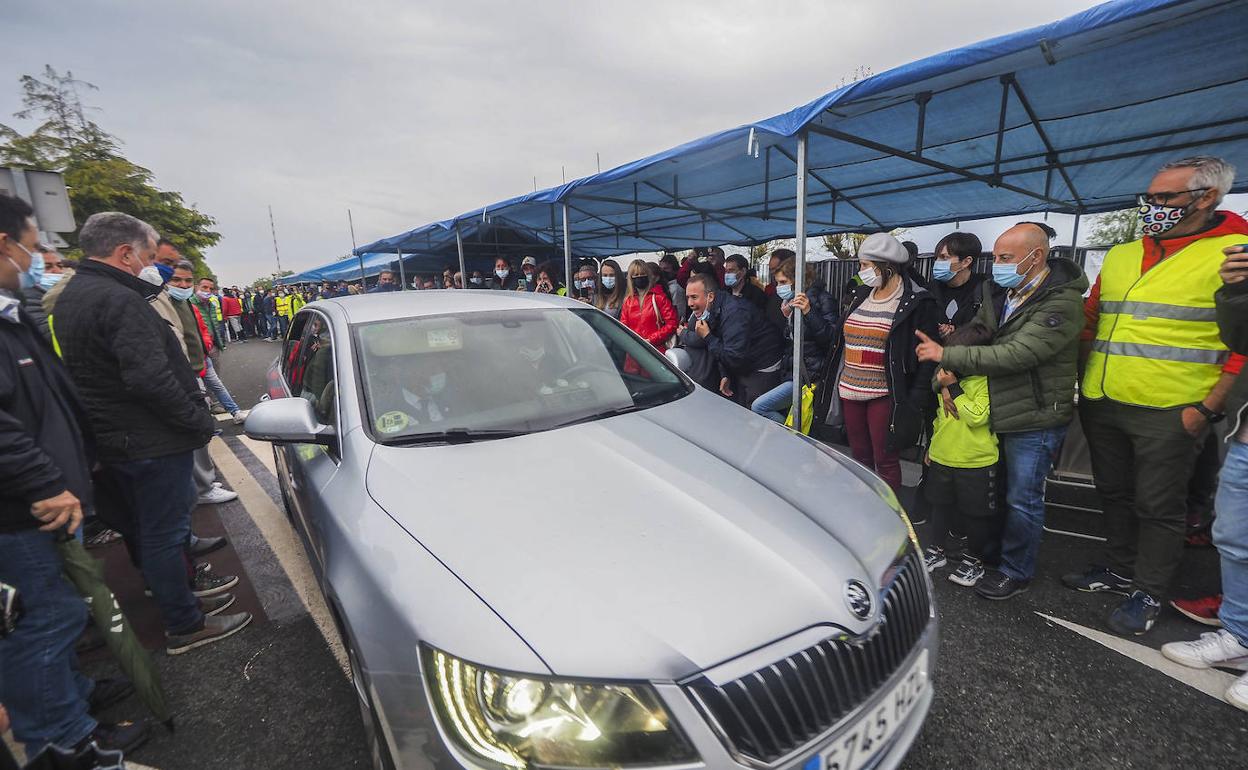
[252,270,294,290]
[0,66,220,277]
[823,233,868,260]
[1088,208,1142,246]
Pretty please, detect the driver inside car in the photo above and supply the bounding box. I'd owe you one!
[368,355,456,435]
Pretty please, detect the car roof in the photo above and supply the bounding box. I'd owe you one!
[312,289,590,325]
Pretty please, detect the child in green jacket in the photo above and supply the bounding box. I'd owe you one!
[924,322,1000,587]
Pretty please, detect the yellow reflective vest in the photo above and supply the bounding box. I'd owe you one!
[276,294,292,318]
[290,294,305,315]
[1081,233,1238,408]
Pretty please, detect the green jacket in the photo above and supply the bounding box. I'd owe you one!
[193,294,222,351]
[1216,278,1248,439]
[940,257,1089,434]
[929,374,997,468]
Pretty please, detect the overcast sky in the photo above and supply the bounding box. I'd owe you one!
[4,0,1139,285]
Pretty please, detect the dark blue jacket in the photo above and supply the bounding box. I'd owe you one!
[705,291,784,379]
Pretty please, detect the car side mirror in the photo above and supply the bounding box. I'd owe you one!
[245,397,335,445]
[665,347,693,373]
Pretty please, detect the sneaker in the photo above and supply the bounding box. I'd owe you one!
[1171,595,1223,627]
[189,534,228,558]
[197,486,239,505]
[78,719,151,755]
[84,527,123,549]
[88,677,135,714]
[949,557,985,587]
[231,410,246,425]
[923,546,947,572]
[1228,672,1248,713]
[975,569,1030,601]
[1061,565,1132,595]
[166,611,252,655]
[946,533,968,561]
[200,592,237,616]
[192,563,239,598]
[1161,629,1248,670]
[1106,590,1161,636]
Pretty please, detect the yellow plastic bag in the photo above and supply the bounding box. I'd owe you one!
[784,383,817,435]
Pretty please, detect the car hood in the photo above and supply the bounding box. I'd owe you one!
[366,388,911,681]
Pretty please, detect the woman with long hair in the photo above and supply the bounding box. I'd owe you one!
[595,259,627,319]
[619,259,678,349]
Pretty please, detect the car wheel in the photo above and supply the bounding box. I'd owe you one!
[274,448,296,523]
[346,634,396,770]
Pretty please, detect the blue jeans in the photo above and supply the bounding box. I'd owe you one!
[998,426,1068,581]
[751,381,793,423]
[0,529,97,754]
[104,452,203,634]
[202,357,240,414]
[1215,439,1248,647]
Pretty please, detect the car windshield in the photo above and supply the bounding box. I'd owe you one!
[353,308,692,443]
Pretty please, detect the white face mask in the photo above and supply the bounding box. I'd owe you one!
[138,265,164,286]
[858,266,883,288]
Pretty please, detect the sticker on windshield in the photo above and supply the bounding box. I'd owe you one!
[375,410,411,434]
[426,328,462,350]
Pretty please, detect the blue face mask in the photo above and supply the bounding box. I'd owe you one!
[932,260,956,283]
[168,285,194,301]
[39,271,65,290]
[601,275,616,290]
[7,242,43,291]
[156,263,175,283]
[776,283,794,301]
[496,269,509,280]
[724,272,739,287]
[991,250,1036,289]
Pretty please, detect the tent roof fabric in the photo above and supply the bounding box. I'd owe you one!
[298,0,1245,280]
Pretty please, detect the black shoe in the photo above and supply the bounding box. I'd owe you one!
[1061,564,1132,594]
[975,569,1030,601]
[192,563,239,598]
[88,677,135,714]
[1107,590,1161,636]
[200,592,237,616]
[78,719,151,755]
[189,534,228,558]
[166,612,253,656]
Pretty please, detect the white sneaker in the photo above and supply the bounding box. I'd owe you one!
[1227,672,1248,712]
[231,410,246,425]
[1161,630,1248,670]
[197,486,239,505]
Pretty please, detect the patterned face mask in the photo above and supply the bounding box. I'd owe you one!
[1138,198,1197,237]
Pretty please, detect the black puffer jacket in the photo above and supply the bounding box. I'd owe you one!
[779,281,839,380]
[21,285,52,345]
[704,291,785,379]
[0,303,94,533]
[53,260,214,462]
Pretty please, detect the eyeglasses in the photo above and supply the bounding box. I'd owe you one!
[1138,188,1207,207]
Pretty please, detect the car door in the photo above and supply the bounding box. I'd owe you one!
[273,309,342,573]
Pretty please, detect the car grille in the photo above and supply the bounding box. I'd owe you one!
[683,549,931,765]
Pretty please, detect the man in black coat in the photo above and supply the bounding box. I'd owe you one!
[0,194,153,756]
[54,211,250,655]
[686,272,785,408]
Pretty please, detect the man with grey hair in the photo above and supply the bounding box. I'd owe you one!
[54,212,252,654]
[1064,156,1248,636]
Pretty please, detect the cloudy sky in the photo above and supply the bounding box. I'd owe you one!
[4,0,1129,285]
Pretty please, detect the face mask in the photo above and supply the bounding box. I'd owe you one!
[496,269,509,279]
[858,266,882,288]
[470,277,483,285]
[776,283,795,301]
[139,265,164,286]
[724,272,739,287]
[632,275,650,291]
[39,271,64,290]
[169,285,194,301]
[601,275,616,290]
[696,309,710,322]
[197,290,212,299]
[932,259,956,283]
[6,242,42,291]
[991,250,1037,289]
[155,263,175,283]
[525,272,535,282]
[1139,201,1195,237]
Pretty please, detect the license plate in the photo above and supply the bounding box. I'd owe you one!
[803,649,929,770]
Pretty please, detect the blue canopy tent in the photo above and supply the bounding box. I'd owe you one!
[299,0,1247,425]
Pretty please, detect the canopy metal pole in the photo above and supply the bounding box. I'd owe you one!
[1069,212,1081,262]
[348,209,365,286]
[792,131,809,432]
[396,247,406,291]
[455,222,467,286]
[562,204,573,293]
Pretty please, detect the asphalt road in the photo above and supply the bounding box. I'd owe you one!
[74,336,1246,769]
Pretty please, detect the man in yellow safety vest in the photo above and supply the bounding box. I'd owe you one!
[274,289,292,338]
[1064,155,1248,636]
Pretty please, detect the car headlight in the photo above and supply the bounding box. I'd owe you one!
[424,647,698,769]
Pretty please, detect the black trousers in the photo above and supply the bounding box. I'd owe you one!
[925,461,1001,564]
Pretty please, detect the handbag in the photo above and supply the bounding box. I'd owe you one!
[650,294,675,349]
[784,382,817,435]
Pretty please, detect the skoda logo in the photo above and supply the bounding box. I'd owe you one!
[844,580,874,621]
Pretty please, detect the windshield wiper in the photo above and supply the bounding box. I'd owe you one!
[384,428,527,445]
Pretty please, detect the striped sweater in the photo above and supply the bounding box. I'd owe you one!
[838,284,901,400]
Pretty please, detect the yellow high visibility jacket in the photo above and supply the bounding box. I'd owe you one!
[1081,233,1238,408]
[207,294,222,323]
[276,294,292,318]
[290,294,305,315]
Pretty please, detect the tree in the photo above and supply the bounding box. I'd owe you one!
[0,66,220,276]
[823,233,868,260]
[252,271,294,291]
[1088,208,1142,246]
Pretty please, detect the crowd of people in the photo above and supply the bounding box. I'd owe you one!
[2,155,1247,764]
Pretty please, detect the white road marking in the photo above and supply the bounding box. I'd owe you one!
[236,434,277,476]
[208,438,349,676]
[1037,612,1239,704]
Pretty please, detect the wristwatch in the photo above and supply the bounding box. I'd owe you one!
[1192,403,1226,424]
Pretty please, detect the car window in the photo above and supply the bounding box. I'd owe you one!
[282,314,309,392]
[289,313,337,430]
[354,308,690,443]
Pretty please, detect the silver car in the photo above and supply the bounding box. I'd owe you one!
[246,290,937,770]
